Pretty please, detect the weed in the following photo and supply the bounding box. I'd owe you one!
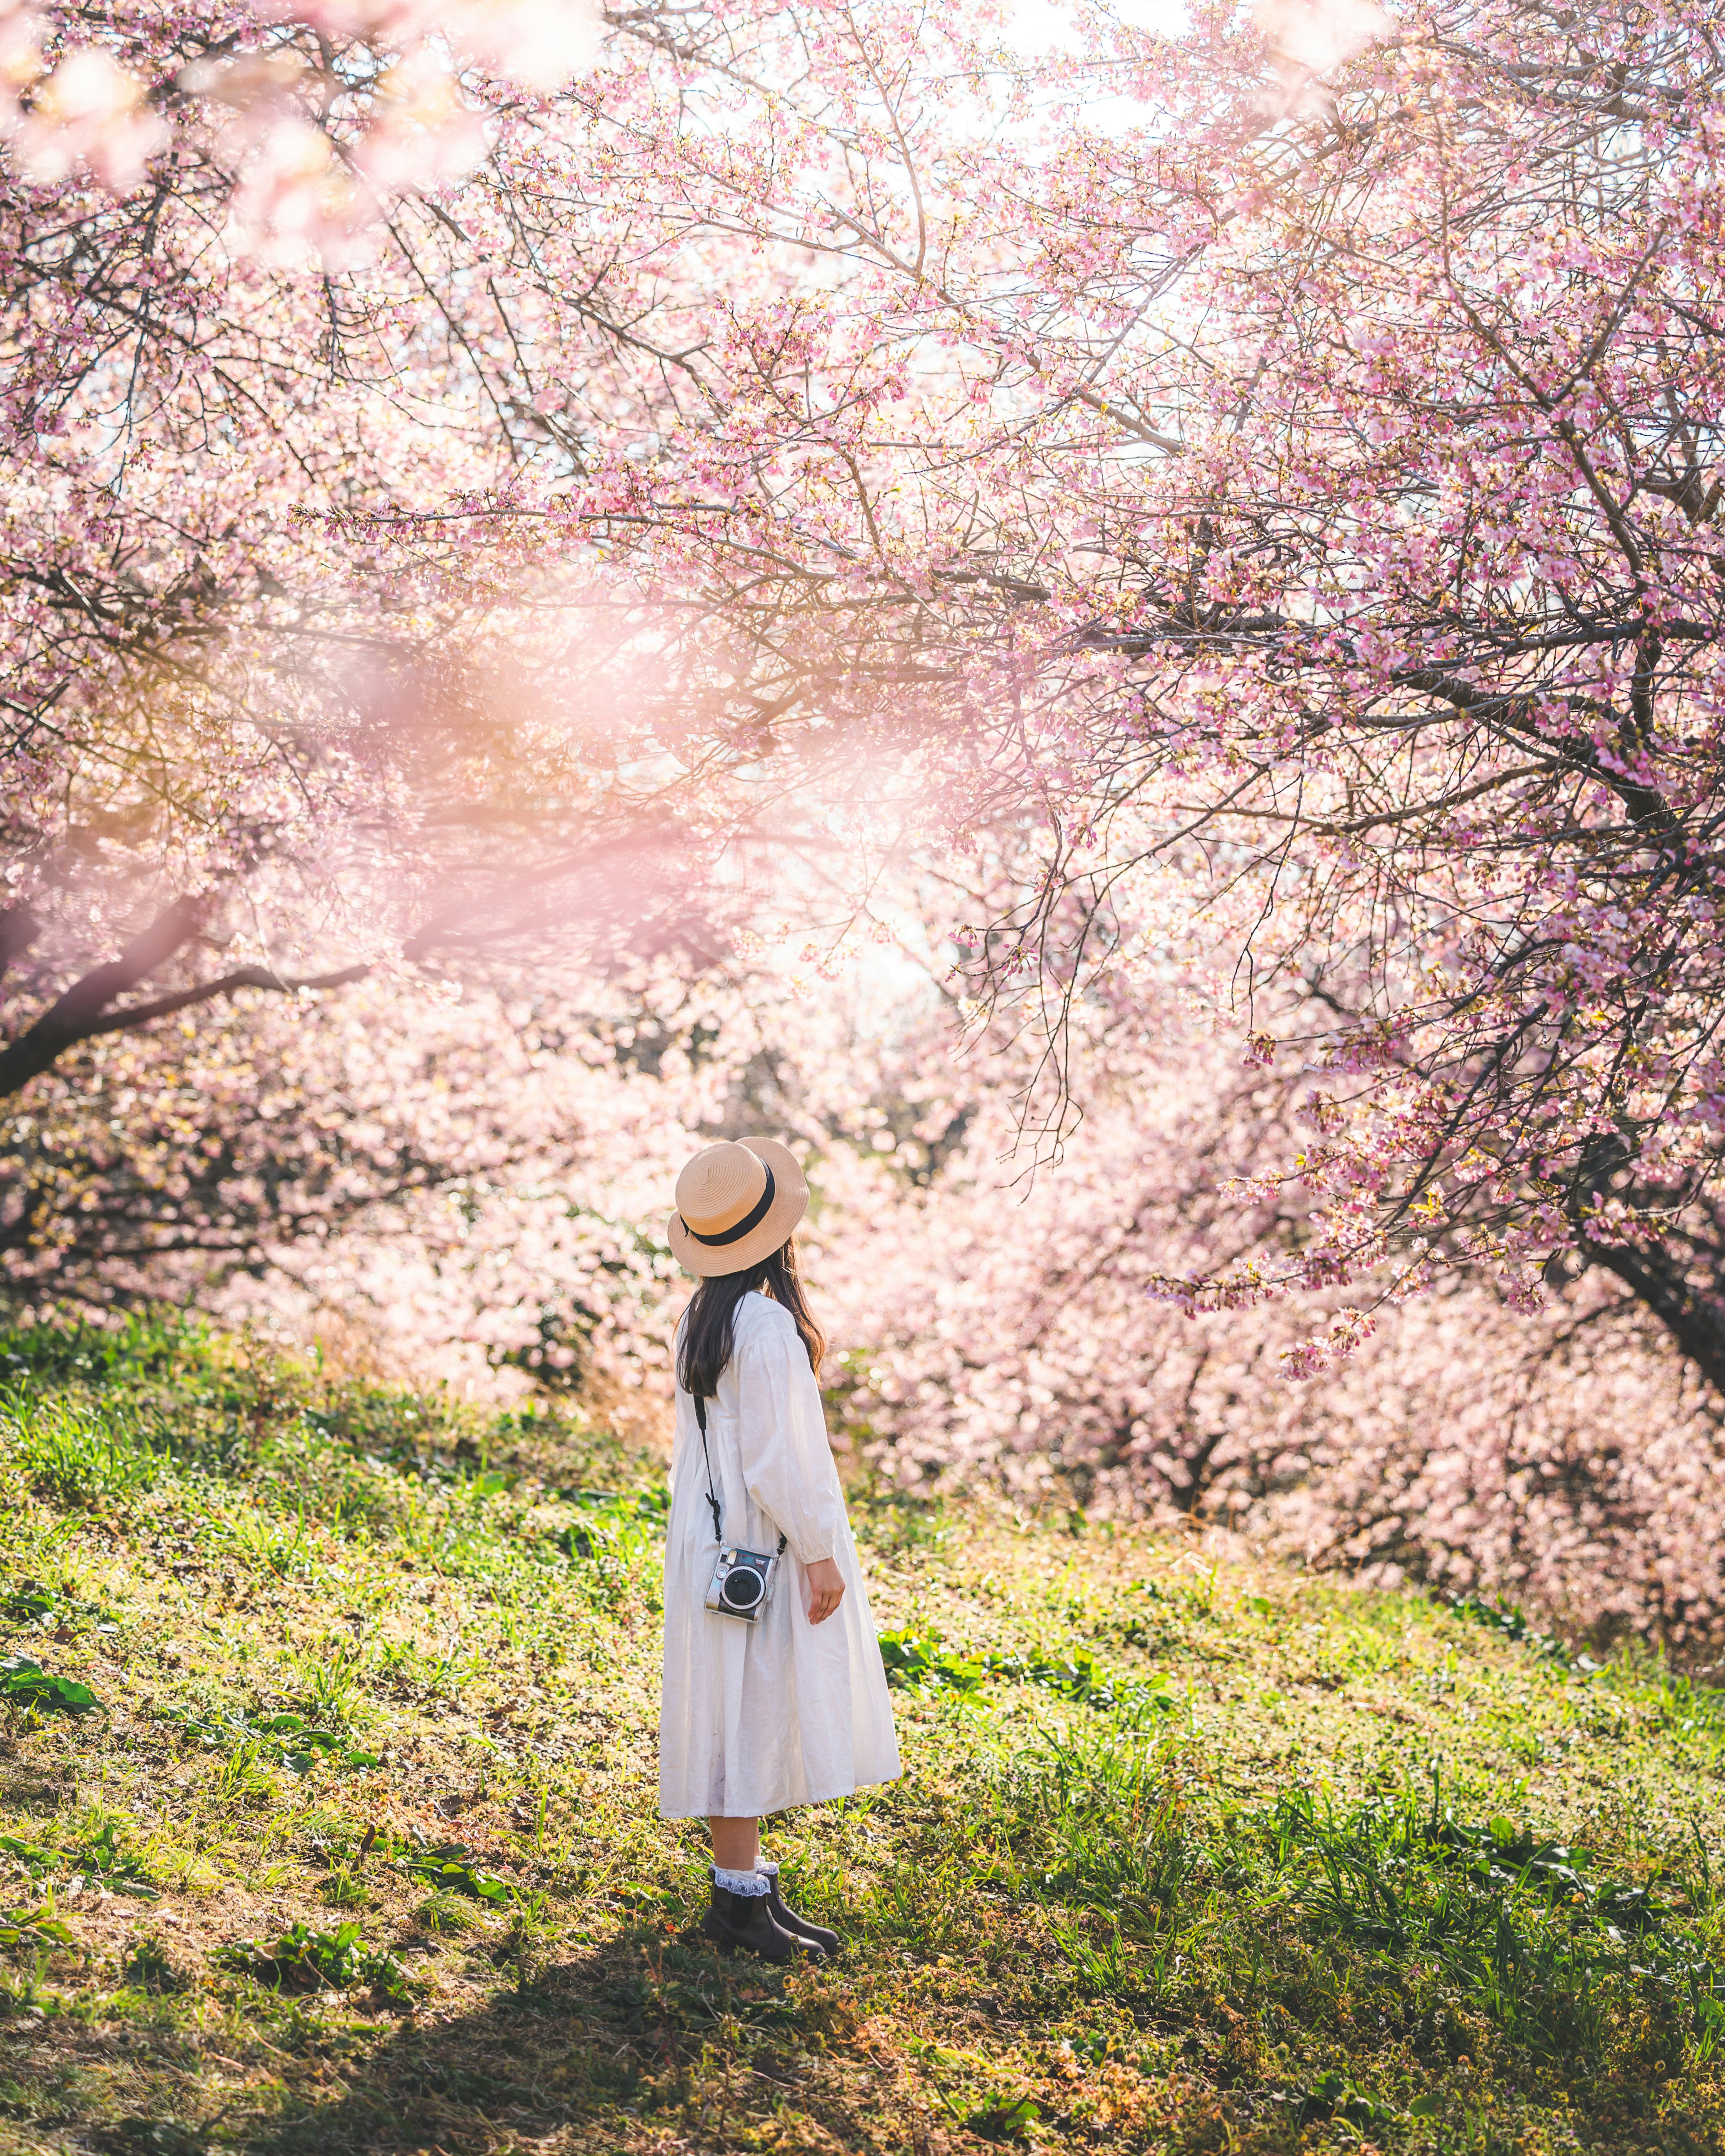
[987,1646,1178,1717]
[218,1498,318,1579]
[958,2090,1042,2143]
[318,1864,370,1908]
[1258,1781,1711,2056]
[0,1656,97,1715]
[218,1920,412,2001]
[2,1395,164,1509]
[415,1890,493,1936]
[287,1635,368,1727]
[23,1594,119,1642]
[1450,1593,1575,1664]
[877,1627,987,1691]
[0,1901,74,1953]
[558,1487,667,1611]
[121,1937,185,1994]
[155,1703,378,1775]
[1293,2070,1399,2129]
[0,1819,155,1899]
[879,1627,1178,1717]
[857,1486,953,1555]
[395,1849,509,1903]
[95,2118,208,2155]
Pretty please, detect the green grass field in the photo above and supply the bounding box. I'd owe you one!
[0,1315,1721,2154]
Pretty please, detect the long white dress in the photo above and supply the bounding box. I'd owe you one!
[658,1292,902,1819]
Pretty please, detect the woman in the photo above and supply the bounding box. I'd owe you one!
[659,1136,901,1962]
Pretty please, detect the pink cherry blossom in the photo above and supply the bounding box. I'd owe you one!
[0,0,1722,1651]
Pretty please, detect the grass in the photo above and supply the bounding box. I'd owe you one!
[0,1315,1717,2151]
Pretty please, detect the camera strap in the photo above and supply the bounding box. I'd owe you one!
[692,1394,724,1543]
[692,1394,787,1556]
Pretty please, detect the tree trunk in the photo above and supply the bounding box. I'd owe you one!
[0,898,373,1107]
[1569,1133,1725,1397]
[1576,1232,1725,1399]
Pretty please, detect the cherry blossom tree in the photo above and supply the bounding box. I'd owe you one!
[432,0,1725,1384]
[15,0,1725,1386]
[0,0,727,1109]
[9,0,1725,1642]
[785,942,1725,1650]
[9,825,1723,1648]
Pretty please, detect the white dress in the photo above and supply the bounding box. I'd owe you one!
[658,1293,902,1819]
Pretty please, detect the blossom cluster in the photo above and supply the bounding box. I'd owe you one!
[0,2,598,254]
[9,888,1725,1651]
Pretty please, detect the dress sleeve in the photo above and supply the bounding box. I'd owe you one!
[734,1319,843,1565]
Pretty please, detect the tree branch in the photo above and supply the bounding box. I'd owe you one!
[0,903,41,997]
[0,895,216,1101]
[81,962,373,1040]
[0,897,367,1104]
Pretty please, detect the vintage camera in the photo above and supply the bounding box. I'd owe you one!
[705,1543,780,1624]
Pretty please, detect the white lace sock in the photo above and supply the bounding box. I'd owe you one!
[713,1864,769,1897]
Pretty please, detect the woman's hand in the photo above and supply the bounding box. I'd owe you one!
[805,1558,845,1625]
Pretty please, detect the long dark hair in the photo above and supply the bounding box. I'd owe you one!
[677,1236,825,1400]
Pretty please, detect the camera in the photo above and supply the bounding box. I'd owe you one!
[705,1544,780,1623]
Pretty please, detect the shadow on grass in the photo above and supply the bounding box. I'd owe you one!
[232,1921,858,2156]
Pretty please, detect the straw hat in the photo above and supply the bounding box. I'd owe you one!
[668,1136,809,1277]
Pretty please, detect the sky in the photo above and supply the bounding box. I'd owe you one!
[1007,0,1192,49]
[1003,0,1194,133]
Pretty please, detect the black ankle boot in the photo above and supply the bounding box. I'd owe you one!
[699,1882,808,1963]
[760,1866,842,1956]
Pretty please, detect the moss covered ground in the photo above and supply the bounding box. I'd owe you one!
[0,1315,1721,2153]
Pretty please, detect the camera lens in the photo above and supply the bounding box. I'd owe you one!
[721,1567,763,1610]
